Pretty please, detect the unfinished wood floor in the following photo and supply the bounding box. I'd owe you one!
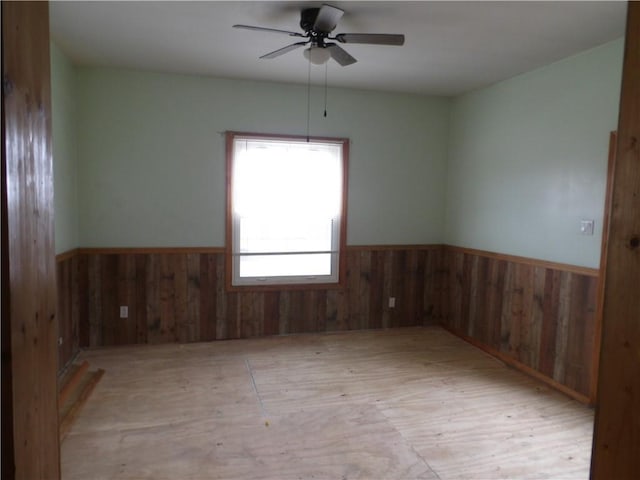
[62,327,594,479]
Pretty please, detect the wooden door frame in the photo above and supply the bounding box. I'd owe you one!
[2,1,61,478]
[590,131,617,404]
[591,1,640,476]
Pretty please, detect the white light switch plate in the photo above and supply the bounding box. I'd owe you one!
[580,219,595,235]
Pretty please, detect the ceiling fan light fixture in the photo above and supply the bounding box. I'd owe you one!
[303,46,331,65]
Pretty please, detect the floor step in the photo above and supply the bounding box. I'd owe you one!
[58,361,105,441]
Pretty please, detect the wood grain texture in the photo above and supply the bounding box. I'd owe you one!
[58,361,89,408]
[591,131,616,403]
[63,247,445,350]
[2,1,61,478]
[61,327,594,480]
[57,244,599,403]
[591,4,640,478]
[442,248,598,401]
[58,368,105,442]
[56,244,599,403]
[446,245,599,277]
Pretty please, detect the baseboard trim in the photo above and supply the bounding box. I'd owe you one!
[440,324,592,406]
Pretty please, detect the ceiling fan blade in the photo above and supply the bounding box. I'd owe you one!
[335,33,405,45]
[313,4,344,33]
[233,24,305,37]
[325,44,357,66]
[260,41,309,59]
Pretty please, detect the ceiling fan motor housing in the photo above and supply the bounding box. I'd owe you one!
[300,8,321,33]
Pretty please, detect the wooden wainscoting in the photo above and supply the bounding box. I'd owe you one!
[56,250,82,369]
[56,244,600,404]
[55,245,445,356]
[441,246,599,403]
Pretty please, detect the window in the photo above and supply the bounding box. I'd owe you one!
[226,132,348,288]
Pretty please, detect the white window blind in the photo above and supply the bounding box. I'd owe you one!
[230,136,345,286]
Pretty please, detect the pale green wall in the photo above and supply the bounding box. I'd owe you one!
[53,38,624,266]
[75,68,450,247]
[445,39,624,268]
[51,42,79,254]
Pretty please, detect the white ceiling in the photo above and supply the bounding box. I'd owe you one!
[49,1,627,96]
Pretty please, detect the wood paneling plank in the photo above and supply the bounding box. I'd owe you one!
[368,251,384,329]
[118,254,137,345]
[381,250,393,328]
[346,249,361,330]
[198,254,216,342]
[76,254,89,348]
[263,292,280,336]
[100,256,118,346]
[2,2,61,476]
[215,253,227,340]
[530,266,546,371]
[226,292,240,339]
[145,254,161,343]
[240,292,263,338]
[499,261,514,354]
[358,251,371,330]
[592,5,640,474]
[185,254,200,342]
[539,269,560,378]
[288,291,305,333]
[393,250,408,328]
[134,255,148,344]
[553,271,572,385]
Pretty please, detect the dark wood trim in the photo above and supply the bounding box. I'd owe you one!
[58,368,105,442]
[77,247,225,256]
[225,131,234,292]
[225,130,350,145]
[57,360,89,408]
[441,324,591,405]
[1,1,15,471]
[445,245,599,277]
[591,3,640,477]
[2,1,60,477]
[225,282,344,293]
[338,139,349,291]
[347,244,444,251]
[55,248,80,262]
[60,245,445,258]
[590,131,617,404]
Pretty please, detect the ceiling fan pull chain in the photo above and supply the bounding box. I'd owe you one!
[324,62,328,118]
[306,53,312,142]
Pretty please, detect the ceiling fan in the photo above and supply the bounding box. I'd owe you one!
[233,4,405,66]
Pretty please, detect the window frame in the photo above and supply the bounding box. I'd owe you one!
[225,131,349,291]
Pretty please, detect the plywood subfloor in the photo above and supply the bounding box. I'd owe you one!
[61,327,594,479]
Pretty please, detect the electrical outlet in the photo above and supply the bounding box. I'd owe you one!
[389,297,396,308]
[120,306,128,318]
